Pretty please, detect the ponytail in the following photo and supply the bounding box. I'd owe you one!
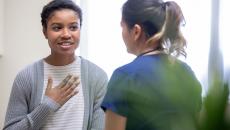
[147,1,186,57]
[162,1,187,57]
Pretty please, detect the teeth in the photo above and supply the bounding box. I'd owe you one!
[59,42,71,45]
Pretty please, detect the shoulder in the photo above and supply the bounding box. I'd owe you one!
[80,57,108,89]
[80,57,107,78]
[80,57,108,97]
[12,59,43,92]
[14,59,43,83]
[174,58,196,75]
[80,57,102,71]
[109,66,133,90]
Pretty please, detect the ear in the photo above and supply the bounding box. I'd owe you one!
[43,28,48,39]
[132,24,142,41]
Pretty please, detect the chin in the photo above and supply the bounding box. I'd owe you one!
[127,49,135,55]
[58,51,75,56]
[126,48,130,53]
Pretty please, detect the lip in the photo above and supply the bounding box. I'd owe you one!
[58,41,74,45]
[58,41,74,49]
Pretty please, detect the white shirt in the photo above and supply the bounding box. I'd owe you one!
[41,57,84,130]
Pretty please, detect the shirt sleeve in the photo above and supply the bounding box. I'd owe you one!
[101,68,130,117]
[3,68,60,130]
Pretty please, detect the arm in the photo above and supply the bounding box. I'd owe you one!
[105,110,127,130]
[4,72,79,130]
[101,69,130,130]
[3,72,60,130]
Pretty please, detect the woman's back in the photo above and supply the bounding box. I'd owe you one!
[103,54,202,130]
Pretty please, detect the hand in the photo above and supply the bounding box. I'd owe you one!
[45,74,80,106]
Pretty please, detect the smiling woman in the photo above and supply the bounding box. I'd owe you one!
[43,9,81,65]
[3,0,108,130]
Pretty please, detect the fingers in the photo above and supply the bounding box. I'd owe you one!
[58,74,72,88]
[72,77,80,88]
[61,75,80,91]
[59,91,78,106]
[46,76,53,90]
[62,87,79,102]
[47,74,80,106]
[59,78,80,105]
[61,76,80,97]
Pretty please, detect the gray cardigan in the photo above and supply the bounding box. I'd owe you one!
[4,57,108,130]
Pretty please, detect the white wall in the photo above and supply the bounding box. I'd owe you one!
[0,0,50,128]
[84,0,135,77]
[0,0,6,128]
[0,0,4,57]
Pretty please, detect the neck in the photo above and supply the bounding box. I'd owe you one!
[135,39,160,56]
[137,47,163,57]
[44,54,75,66]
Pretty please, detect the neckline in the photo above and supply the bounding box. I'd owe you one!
[138,49,164,57]
[43,56,79,67]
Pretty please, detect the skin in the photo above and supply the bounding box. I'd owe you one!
[43,9,81,106]
[105,110,127,130]
[43,9,81,66]
[45,74,80,106]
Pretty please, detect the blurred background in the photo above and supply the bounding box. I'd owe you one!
[0,0,229,129]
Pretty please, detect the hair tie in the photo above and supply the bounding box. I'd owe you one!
[161,2,169,10]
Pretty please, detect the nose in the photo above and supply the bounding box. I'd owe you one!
[61,28,71,39]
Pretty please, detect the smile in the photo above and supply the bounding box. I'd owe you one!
[58,42,74,46]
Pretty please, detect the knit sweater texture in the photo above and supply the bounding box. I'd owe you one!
[4,57,108,130]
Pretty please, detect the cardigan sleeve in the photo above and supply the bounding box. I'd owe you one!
[3,65,60,130]
[88,61,108,130]
[91,70,108,130]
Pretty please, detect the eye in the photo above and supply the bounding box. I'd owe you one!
[51,26,62,32]
[69,24,79,31]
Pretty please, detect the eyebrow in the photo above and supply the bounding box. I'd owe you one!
[50,22,79,26]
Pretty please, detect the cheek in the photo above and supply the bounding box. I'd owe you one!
[122,30,126,43]
[47,36,55,45]
[72,32,80,49]
[46,32,58,42]
[122,31,130,45]
[73,31,80,41]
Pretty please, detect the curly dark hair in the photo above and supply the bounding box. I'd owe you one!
[41,0,82,29]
